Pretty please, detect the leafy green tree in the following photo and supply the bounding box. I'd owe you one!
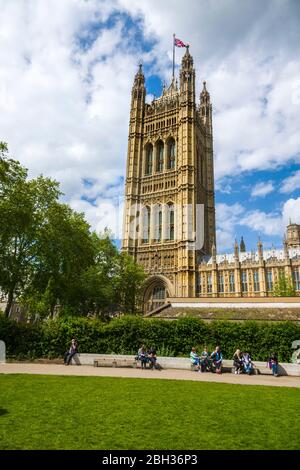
[0,143,146,318]
[273,273,296,297]
[0,143,61,316]
[22,203,95,317]
[113,252,146,314]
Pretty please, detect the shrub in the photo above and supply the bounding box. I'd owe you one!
[0,314,299,362]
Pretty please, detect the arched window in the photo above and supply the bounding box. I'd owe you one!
[167,139,176,169]
[154,205,162,242]
[156,141,164,172]
[142,206,150,243]
[166,204,175,241]
[145,145,153,175]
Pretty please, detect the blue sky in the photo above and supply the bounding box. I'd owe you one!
[0,0,299,253]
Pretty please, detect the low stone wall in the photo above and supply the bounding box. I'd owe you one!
[71,354,300,376]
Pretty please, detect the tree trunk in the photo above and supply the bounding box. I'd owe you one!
[4,288,14,318]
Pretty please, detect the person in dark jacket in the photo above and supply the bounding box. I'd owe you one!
[210,346,223,374]
[242,351,253,375]
[148,348,157,370]
[64,338,78,365]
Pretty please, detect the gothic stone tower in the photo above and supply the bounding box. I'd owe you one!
[122,47,216,312]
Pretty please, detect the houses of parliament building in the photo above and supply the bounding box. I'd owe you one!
[122,47,300,313]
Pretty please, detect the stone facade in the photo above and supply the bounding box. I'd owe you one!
[122,48,300,312]
[197,233,300,299]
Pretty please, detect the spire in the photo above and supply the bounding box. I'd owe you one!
[240,236,246,252]
[234,238,239,260]
[200,80,212,128]
[200,81,210,104]
[181,45,193,70]
[257,237,263,261]
[179,45,195,95]
[211,238,216,262]
[283,234,289,259]
[131,63,146,106]
[133,63,145,89]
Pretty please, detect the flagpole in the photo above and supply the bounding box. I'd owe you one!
[172,33,175,80]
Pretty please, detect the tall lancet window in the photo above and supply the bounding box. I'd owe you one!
[142,206,150,243]
[145,145,153,175]
[167,139,176,169]
[167,203,175,241]
[154,205,162,242]
[156,141,164,172]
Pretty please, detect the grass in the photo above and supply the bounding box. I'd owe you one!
[0,374,299,450]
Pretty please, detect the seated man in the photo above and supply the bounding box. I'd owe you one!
[190,347,200,371]
[200,346,210,372]
[210,346,223,374]
[242,351,253,375]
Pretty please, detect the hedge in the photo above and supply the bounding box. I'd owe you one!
[0,315,299,362]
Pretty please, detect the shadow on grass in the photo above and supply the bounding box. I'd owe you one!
[0,409,8,417]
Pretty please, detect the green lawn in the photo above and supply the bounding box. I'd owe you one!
[0,374,299,450]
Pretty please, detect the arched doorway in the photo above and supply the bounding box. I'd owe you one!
[143,275,174,313]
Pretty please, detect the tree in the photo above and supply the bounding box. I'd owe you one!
[0,143,146,319]
[23,203,95,317]
[0,143,61,316]
[273,273,296,297]
[113,252,146,314]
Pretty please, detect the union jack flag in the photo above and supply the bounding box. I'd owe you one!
[174,37,186,47]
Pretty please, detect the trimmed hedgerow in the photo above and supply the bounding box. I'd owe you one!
[0,314,299,362]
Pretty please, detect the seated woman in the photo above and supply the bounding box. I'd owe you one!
[200,346,210,372]
[233,349,244,375]
[190,347,200,371]
[210,346,223,374]
[137,344,148,369]
[242,351,253,375]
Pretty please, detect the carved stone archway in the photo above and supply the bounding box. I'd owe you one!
[143,274,174,314]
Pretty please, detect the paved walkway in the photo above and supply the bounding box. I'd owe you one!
[0,363,300,388]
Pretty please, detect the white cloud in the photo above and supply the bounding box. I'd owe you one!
[216,196,300,251]
[282,197,300,225]
[216,202,244,251]
[1,0,300,243]
[239,210,283,236]
[251,181,274,197]
[280,170,300,193]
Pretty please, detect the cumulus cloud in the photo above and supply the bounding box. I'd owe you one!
[0,0,138,236]
[216,196,300,251]
[280,170,300,194]
[215,202,245,251]
[282,197,300,225]
[251,181,274,197]
[0,0,300,244]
